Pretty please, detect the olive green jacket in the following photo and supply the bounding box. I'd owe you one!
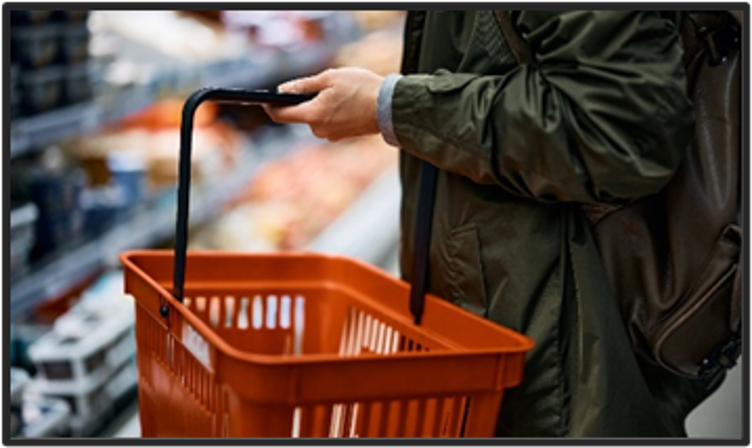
[393,11,714,438]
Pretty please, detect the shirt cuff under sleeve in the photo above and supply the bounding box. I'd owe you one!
[376,73,403,148]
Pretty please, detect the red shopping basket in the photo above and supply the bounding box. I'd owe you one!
[121,88,534,438]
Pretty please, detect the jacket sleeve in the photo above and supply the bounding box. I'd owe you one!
[391,11,693,203]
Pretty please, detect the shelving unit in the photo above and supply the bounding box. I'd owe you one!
[9,36,340,158]
[9,129,305,320]
[9,35,343,319]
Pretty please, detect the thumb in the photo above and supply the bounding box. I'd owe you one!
[277,71,328,94]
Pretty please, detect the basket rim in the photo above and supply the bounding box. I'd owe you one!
[120,249,535,366]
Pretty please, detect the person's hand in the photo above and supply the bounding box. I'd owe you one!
[264,68,384,142]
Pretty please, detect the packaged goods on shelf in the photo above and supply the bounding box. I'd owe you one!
[11,13,92,118]
[10,10,88,26]
[10,203,39,280]
[19,65,67,115]
[90,11,249,64]
[192,135,398,251]
[28,294,135,389]
[10,10,54,26]
[16,396,71,438]
[27,361,137,437]
[61,62,93,105]
[11,24,61,69]
[12,321,54,372]
[52,10,90,23]
[221,11,342,50]
[77,270,130,307]
[104,151,148,206]
[10,368,29,437]
[79,185,128,237]
[11,367,31,408]
[11,368,72,438]
[58,22,90,64]
[26,148,87,257]
[67,99,244,193]
[26,275,137,437]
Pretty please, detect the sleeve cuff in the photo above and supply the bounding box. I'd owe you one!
[377,73,403,147]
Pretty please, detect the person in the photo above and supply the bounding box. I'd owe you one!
[264,10,717,437]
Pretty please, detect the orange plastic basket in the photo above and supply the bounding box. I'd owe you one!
[121,88,534,438]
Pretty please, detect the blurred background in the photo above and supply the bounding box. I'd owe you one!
[6,9,743,439]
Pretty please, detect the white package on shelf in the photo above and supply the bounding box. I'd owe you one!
[27,360,138,437]
[20,396,71,438]
[77,270,130,307]
[11,367,30,407]
[28,295,135,390]
[10,203,38,250]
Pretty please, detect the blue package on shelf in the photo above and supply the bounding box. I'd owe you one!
[28,163,87,255]
[106,151,147,207]
[80,186,128,236]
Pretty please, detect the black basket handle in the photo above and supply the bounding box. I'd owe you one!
[174,86,435,327]
[174,87,314,302]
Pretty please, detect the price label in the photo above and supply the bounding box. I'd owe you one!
[182,322,214,372]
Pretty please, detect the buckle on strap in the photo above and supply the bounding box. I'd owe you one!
[699,333,742,388]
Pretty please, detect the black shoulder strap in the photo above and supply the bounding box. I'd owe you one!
[410,161,438,325]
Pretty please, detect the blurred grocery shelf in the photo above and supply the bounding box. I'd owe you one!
[9,10,362,319]
[10,39,341,158]
[9,129,295,320]
[308,165,401,264]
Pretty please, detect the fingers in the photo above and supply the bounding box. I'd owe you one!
[264,102,316,125]
[264,70,332,125]
[277,69,331,94]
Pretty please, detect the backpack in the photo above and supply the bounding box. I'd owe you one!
[493,10,743,383]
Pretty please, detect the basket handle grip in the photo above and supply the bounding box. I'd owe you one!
[174,87,315,302]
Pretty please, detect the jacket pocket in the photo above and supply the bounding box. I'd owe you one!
[443,223,489,317]
[650,224,742,378]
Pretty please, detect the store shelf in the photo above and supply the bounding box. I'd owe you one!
[10,102,100,157]
[9,30,343,317]
[10,38,340,158]
[8,127,303,321]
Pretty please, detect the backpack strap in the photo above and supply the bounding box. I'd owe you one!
[493,11,533,65]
